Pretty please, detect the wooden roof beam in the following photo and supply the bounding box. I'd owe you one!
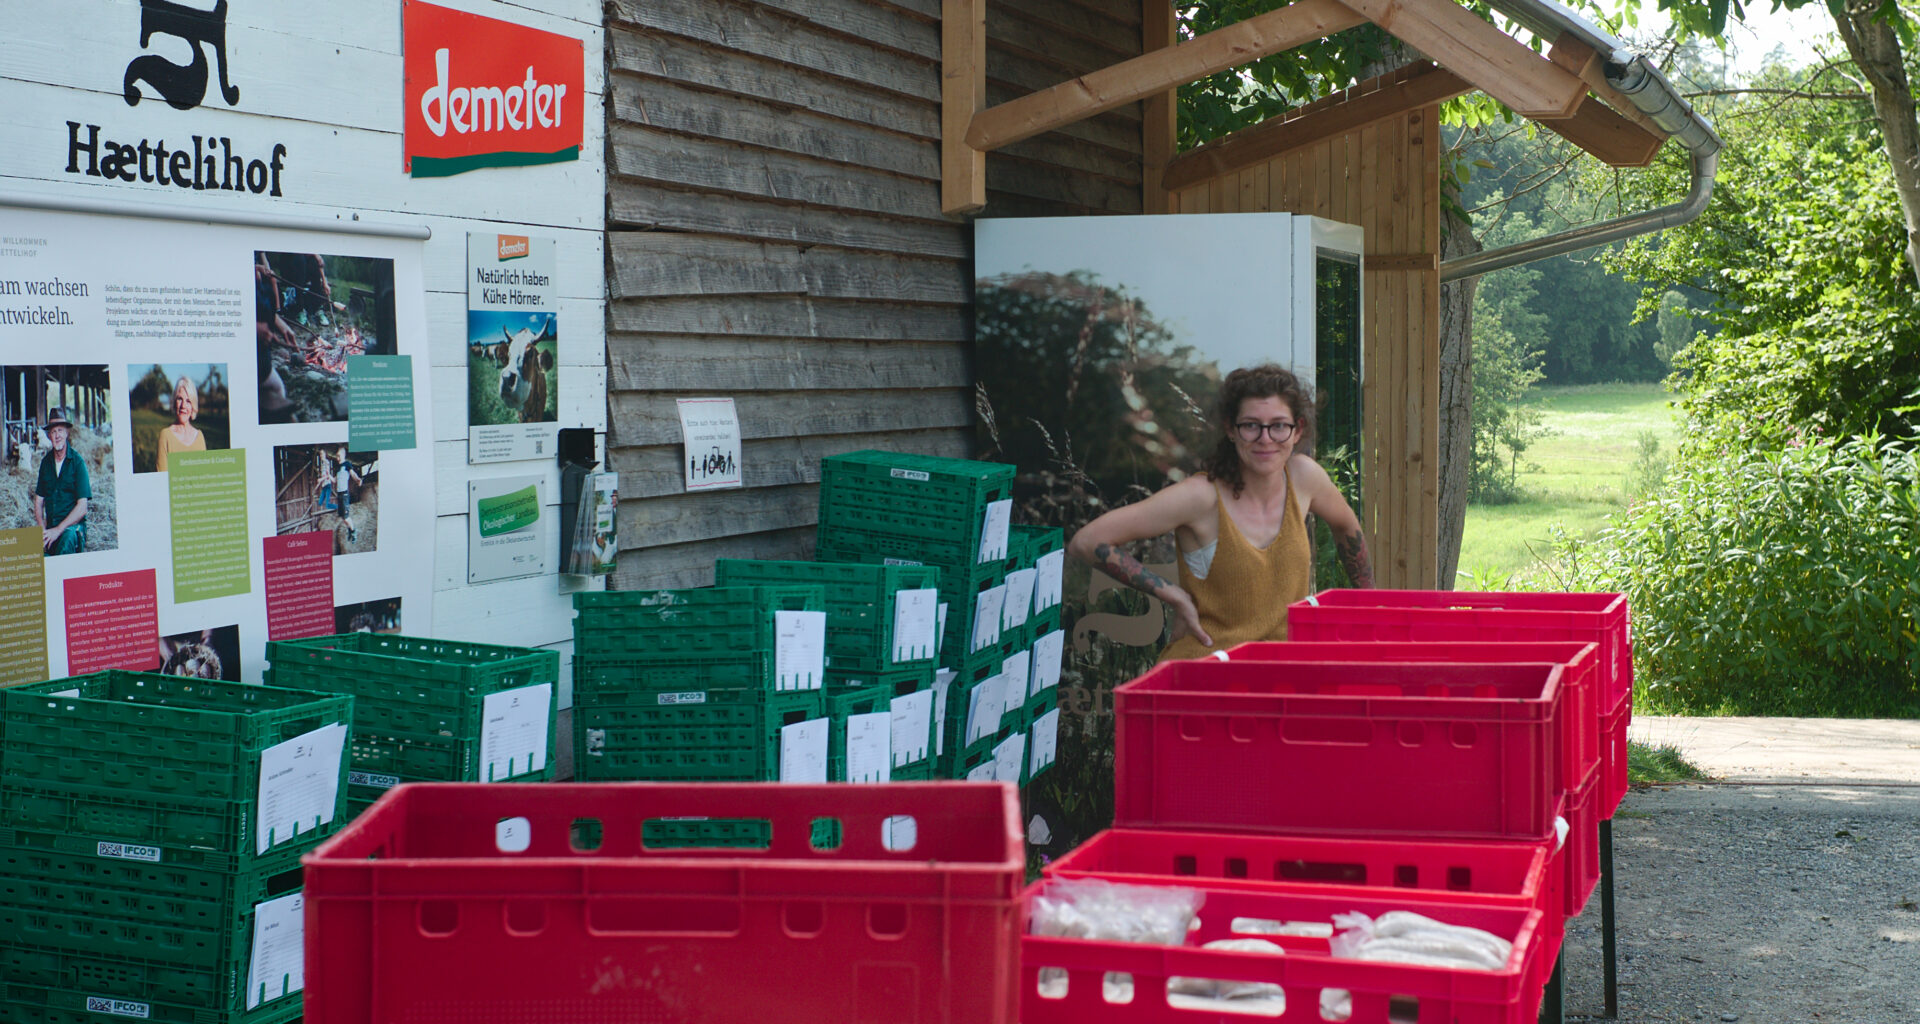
[1541,93,1664,166]
[1336,0,1587,119]
[1161,62,1473,191]
[1548,34,1673,143]
[942,0,986,215]
[963,0,1368,153]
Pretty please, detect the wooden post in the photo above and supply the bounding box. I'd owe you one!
[941,0,986,217]
[1142,0,1178,214]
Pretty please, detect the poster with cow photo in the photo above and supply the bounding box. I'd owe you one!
[467,232,559,463]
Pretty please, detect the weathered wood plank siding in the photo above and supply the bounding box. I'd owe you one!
[1170,108,1442,588]
[606,0,1143,589]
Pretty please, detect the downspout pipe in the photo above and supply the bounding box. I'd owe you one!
[1439,0,1724,283]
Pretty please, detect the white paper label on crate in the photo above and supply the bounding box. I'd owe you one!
[846,711,892,784]
[932,669,955,757]
[1030,708,1060,775]
[1002,568,1036,631]
[1001,650,1032,705]
[965,759,997,783]
[348,771,401,790]
[51,688,80,698]
[890,468,932,482]
[890,689,934,767]
[256,722,347,854]
[978,499,1013,563]
[993,732,1027,784]
[936,603,949,656]
[85,997,150,1018]
[245,891,305,1009]
[1031,631,1065,693]
[883,814,918,851]
[780,717,829,783]
[970,585,1006,653]
[965,673,1005,746]
[774,610,828,691]
[1034,549,1066,613]
[95,841,162,863]
[891,588,939,664]
[480,683,552,782]
[495,816,532,852]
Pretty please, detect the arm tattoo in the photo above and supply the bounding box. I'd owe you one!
[1091,542,1170,596]
[1334,530,1375,589]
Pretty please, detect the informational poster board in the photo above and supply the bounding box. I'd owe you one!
[0,206,434,685]
[467,232,559,463]
[468,475,550,583]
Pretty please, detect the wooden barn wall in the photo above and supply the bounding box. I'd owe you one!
[605,0,1144,590]
[1170,108,1442,588]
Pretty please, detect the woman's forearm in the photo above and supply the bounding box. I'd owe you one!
[1334,527,1374,588]
[1089,541,1173,599]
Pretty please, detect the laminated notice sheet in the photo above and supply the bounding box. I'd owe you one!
[932,668,955,756]
[992,731,1027,784]
[780,717,829,782]
[480,683,552,781]
[1002,568,1036,631]
[890,688,934,767]
[970,584,1006,653]
[1031,630,1065,693]
[966,758,997,783]
[936,603,949,656]
[965,674,1006,746]
[846,711,892,783]
[1030,708,1060,775]
[256,723,347,853]
[775,610,827,690]
[1002,649,1032,705]
[246,891,305,1009]
[891,588,939,663]
[978,499,1012,563]
[1034,549,1065,613]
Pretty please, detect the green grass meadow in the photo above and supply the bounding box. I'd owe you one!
[1457,382,1682,587]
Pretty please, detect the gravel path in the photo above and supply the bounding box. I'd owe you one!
[1558,718,1920,1023]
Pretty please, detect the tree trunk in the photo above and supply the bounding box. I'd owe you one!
[1831,1,1920,288]
[1435,185,1481,590]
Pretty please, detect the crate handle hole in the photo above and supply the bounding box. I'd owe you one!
[588,897,741,936]
[867,902,909,939]
[418,900,460,936]
[1224,857,1249,879]
[1178,716,1208,741]
[810,817,843,852]
[881,815,917,852]
[1277,860,1365,885]
[495,816,531,853]
[1449,723,1477,748]
[1387,994,1420,1022]
[1396,721,1424,747]
[504,900,546,936]
[570,818,603,852]
[1173,855,1198,876]
[1320,987,1352,1021]
[1227,718,1258,743]
[1446,866,1473,891]
[1103,972,1134,1004]
[1035,966,1068,1000]
[782,900,825,937]
[1167,978,1285,1015]
[1393,865,1419,888]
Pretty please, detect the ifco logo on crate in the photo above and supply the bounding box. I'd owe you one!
[86,997,151,1019]
[890,468,932,481]
[96,841,162,863]
[656,692,707,705]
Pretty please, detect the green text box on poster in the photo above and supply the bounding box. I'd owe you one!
[0,528,49,686]
[348,354,417,450]
[171,450,252,602]
[476,485,541,537]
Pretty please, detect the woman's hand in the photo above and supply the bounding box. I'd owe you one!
[1161,586,1213,647]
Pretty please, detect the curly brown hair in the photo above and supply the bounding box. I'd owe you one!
[1201,363,1315,498]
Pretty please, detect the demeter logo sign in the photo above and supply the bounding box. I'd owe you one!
[497,235,531,260]
[403,1,584,178]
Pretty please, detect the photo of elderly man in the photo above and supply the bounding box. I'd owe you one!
[33,407,90,556]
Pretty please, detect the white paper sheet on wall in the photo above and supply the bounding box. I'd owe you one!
[256,722,347,854]
[845,712,892,783]
[1031,630,1065,693]
[779,718,829,782]
[1002,568,1036,631]
[480,684,552,782]
[1001,650,1032,706]
[890,689,934,767]
[246,891,305,1009]
[993,732,1027,784]
[1030,708,1060,775]
[965,674,1005,745]
[978,499,1012,563]
[1033,549,1066,613]
[891,588,939,664]
[970,585,1006,653]
[774,610,827,691]
[932,668,955,756]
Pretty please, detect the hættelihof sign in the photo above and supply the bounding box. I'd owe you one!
[402,0,583,178]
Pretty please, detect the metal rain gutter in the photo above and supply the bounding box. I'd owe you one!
[1438,0,1724,283]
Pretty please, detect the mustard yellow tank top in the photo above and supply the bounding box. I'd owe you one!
[1159,475,1312,662]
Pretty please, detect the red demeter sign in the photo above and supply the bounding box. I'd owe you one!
[403,0,584,178]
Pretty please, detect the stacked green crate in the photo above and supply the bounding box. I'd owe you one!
[262,633,559,815]
[0,672,352,1024]
[714,560,940,780]
[1011,525,1067,786]
[571,586,830,781]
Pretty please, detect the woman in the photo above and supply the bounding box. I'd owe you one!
[1067,363,1373,661]
[155,376,206,471]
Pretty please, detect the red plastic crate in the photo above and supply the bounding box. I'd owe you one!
[1601,686,1630,818]
[1021,880,1559,1024]
[1114,659,1564,840]
[301,782,1023,1024]
[1563,769,1602,919]
[1223,640,1601,798]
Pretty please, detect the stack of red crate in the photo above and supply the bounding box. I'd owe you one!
[1019,590,1630,1024]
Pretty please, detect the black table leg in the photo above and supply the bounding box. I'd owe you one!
[1601,818,1618,1019]
[1540,953,1565,1024]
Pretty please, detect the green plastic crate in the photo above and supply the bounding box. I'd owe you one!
[573,687,825,782]
[0,674,352,869]
[573,653,784,697]
[632,815,841,850]
[1008,524,1064,571]
[572,586,825,660]
[0,934,305,1024]
[713,560,942,672]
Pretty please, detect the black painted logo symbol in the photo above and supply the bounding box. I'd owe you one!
[124,0,240,110]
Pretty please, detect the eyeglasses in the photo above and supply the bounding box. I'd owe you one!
[1234,420,1298,443]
